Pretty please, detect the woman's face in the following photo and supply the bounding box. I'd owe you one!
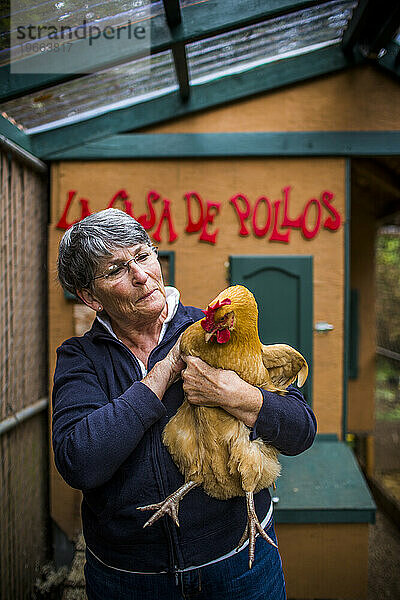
[91,245,167,327]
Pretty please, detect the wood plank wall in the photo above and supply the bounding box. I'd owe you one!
[0,151,49,600]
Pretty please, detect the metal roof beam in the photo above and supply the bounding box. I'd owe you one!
[342,0,370,57]
[172,43,190,102]
[343,0,400,59]
[30,44,354,158]
[0,0,323,102]
[163,0,182,28]
[163,0,189,101]
[377,41,400,80]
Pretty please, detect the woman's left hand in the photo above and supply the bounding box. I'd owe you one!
[181,355,263,428]
[164,335,186,387]
[142,336,185,400]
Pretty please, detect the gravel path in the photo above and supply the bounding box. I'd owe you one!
[368,510,400,600]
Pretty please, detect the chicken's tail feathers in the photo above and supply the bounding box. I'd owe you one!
[297,361,308,387]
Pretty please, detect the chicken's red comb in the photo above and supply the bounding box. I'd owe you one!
[201,298,231,332]
[202,298,231,316]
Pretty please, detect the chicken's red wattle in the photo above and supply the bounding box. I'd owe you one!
[216,329,231,344]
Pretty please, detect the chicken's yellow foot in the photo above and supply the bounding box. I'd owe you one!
[236,491,278,569]
[137,480,199,528]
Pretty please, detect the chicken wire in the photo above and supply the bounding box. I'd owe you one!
[0,151,49,600]
[374,225,400,485]
[375,225,400,422]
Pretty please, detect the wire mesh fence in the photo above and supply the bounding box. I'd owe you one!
[374,226,400,488]
[375,226,400,425]
[0,150,49,599]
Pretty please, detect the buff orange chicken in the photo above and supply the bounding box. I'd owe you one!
[138,285,308,568]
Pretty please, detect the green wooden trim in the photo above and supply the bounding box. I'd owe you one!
[274,440,376,524]
[343,159,351,439]
[349,289,359,379]
[0,0,325,102]
[31,44,352,158]
[159,250,175,286]
[274,508,376,524]
[48,130,400,160]
[0,115,33,153]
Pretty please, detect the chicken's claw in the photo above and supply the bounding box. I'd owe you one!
[137,480,199,528]
[236,492,278,569]
[138,499,180,528]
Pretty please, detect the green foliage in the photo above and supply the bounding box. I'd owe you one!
[376,232,400,421]
[376,232,400,352]
[375,349,400,422]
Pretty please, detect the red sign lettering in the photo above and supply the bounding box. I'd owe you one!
[321,191,341,231]
[137,191,159,230]
[185,192,204,233]
[302,198,321,240]
[252,196,272,238]
[199,201,221,244]
[270,199,291,243]
[152,199,178,243]
[229,194,251,236]
[281,187,302,229]
[106,189,133,217]
[56,186,342,245]
[56,191,91,230]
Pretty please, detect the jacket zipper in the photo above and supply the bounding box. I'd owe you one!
[95,318,194,572]
[147,320,193,369]
[146,320,194,572]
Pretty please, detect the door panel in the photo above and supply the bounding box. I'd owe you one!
[230,255,313,403]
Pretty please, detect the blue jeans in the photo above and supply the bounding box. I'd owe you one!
[84,522,286,600]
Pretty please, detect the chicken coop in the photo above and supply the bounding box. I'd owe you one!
[1,1,400,599]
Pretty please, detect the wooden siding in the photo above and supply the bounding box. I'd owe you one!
[0,151,49,599]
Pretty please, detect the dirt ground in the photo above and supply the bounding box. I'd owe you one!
[368,510,400,600]
[380,471,400,502]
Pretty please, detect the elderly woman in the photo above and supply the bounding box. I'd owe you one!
[53,208,316,600]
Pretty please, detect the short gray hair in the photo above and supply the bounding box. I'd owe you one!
[57,208,152,294]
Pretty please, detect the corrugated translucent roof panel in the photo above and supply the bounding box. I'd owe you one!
[1,0,164,67]
[0,1,361,135]
[187,0,358,85]
[0,50,178,133]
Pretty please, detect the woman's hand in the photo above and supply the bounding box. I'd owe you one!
[164,335,186,388]
[181,356,263,428]
[142,336,185,400]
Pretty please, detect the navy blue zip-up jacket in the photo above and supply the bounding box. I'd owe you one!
[52,302,316,573]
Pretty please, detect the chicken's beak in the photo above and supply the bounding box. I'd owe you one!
[204,311,235,343]
[204,329,217,343]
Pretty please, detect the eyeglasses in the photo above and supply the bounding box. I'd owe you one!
[92,247,159,283]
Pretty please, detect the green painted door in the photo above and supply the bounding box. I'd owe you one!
[230,255,313,403]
